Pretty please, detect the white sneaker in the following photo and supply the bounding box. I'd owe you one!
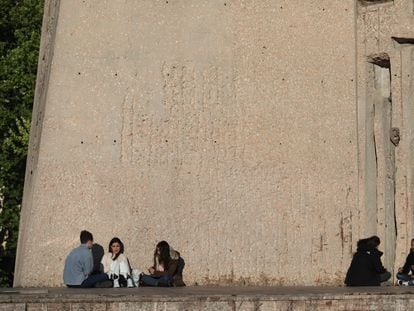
[113,278,120,288]
[397,280,409,286]
[127,278,134,288]
[132,269,142,286]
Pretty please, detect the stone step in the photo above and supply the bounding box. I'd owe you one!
[1,286,414,310]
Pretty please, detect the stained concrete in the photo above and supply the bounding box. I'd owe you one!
[2,286,414,311]
[13,0,414,287]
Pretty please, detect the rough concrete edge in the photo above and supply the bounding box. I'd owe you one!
[13,0,61,287]
[1,291,414,304]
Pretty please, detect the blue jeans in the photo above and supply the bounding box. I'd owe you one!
[396,273,414,284]
[67,273,109,288]
[141,274,173,287]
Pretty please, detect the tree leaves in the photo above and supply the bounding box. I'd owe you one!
[0,0,43,286]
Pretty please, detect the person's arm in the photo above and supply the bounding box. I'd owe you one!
[84,249,93,276]
[401,254,412,274]
[152,260,178,276]
[101,254,110,274]
[372,254,387,274]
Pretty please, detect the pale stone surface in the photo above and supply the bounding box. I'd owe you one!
[3,287,414,311]
[13,0,414,287]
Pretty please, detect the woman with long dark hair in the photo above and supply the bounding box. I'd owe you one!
[101,237,134,287]
[140,240,185,287]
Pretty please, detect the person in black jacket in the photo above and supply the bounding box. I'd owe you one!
[396,238,414,285]
[345,236,391,286]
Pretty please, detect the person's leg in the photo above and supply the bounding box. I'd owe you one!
[397,273,411,282]
[379,271,391,283]
[80,273,109,288]
[140,274,161,286]
[140,274,173,287]
[109,261,121,287]
[119,260,134,287]
[157,275,173,287]
[120,260,131,278]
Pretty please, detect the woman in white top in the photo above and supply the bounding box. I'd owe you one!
[101,237,134,287]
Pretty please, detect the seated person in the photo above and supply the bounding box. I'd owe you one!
[141,240,185,287]
[63,230,109,288]
[101,237,134,288]
[396,238,414,286]
[345,235,391,286]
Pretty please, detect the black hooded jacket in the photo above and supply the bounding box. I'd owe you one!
[344,239,388,286]
[402,249,414,274]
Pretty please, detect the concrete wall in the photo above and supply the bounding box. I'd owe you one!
[13,0,414,286]
[3,288,414,311]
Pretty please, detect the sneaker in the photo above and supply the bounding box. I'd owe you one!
[397,280,409,286]
[132,269,142,285]
[113,278,120,288]
[127,278,134,288]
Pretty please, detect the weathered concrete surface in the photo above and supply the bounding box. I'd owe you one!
[13,0,414,287]
[2,286,414,311]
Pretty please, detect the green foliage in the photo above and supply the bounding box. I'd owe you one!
[0,0,44,286]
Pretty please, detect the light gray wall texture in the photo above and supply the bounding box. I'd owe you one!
[13,0,414,286]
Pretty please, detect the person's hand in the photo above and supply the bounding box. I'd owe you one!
[148,267,155,274]
[398,267,403,273]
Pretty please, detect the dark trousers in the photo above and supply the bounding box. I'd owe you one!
[141,274,173,287]
[380,271,391,283]
[67,273,109,288]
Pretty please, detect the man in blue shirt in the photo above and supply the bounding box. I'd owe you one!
[63,230,108,288]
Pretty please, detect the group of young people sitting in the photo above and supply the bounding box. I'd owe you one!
[65,230,414,288]
[63,230,185,288]
[345,235,414,286]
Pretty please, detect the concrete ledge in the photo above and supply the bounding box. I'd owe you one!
[1,286,414,310]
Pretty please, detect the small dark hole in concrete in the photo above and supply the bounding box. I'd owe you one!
[115,73,118,76]
[30,170,33,175]
[224,3,227,6]
[78,72,81,75]
[165,140,168,142]
[113,140,117,143]
[81,141,84,144]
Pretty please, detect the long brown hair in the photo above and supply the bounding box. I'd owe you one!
[154,241,171,269]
